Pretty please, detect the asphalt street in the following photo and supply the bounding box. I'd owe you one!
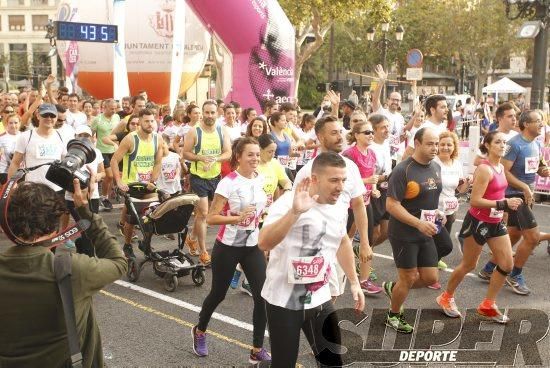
[2,199,550,367]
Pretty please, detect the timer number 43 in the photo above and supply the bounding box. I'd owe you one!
[80,25,109,41]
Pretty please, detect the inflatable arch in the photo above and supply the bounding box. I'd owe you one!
[56,0,295,110]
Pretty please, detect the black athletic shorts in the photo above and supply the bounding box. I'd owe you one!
[370,189,389,226]
[505,194,537,230]
[102,153,114,169]
[389,235,438,269]
[459,212,508,246]
[190,174,220,201]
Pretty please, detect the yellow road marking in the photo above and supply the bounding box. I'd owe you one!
[99,290,305,367]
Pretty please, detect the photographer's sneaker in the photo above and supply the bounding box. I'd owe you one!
[249,348,271,364]
[101,197,113,211]
[192,326,208,357]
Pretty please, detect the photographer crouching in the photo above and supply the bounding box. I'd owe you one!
[0,177,127,367]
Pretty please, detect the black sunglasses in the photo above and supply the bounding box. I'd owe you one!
[57,118,66,123]
[359,130,374,136]
[40,113,57,118]
[3,110,14,114]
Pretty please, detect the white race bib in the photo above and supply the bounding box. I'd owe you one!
[278,155,290,167]
[137,172,152,183]
[420,209,437,223]
[235,209,257,230]
[525,156,538,174]
[443,198,459,212]
[288,255,327,284]
[489,208,504,219]
[36,143,60,160]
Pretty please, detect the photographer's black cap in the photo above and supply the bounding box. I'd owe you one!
[38,103,57,117]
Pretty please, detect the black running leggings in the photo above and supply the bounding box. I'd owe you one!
[265,301,342,368]
[198,240,267,347]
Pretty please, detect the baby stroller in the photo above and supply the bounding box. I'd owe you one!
[119,182,206,292]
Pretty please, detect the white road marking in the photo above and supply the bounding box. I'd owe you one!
[113,280,269,336]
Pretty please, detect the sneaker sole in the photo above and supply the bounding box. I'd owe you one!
[191,327,207,357]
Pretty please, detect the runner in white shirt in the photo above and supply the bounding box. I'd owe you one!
[403,94,449,158]
[0,114,21,183]
[191,137,271,365]
[222,104,242,143]
[54,105,76,144]
[259,152,365,367]
[8,103,67,191]
[293,116,372,298]
[371,64,406,162]
[172,104,200,154]
[66,93,88,129]
[157,138,183,195]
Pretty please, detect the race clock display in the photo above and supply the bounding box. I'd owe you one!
[55,21,118,43]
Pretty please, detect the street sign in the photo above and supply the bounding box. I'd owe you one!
[406,49,423,67]
[406,68,423,81]
[55,21,118,43]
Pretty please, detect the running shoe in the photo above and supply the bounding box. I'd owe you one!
[477,302,509,324]
[360,279,383,294]
[506,273,531,295]
[123,244,136,259]
[101,197,113,211]
[199,252,211,266]
[427,282,441,290]
[436,293,462,318]
[192,326,208,357]
[369,268,378,281]
[438,260,448,270]
[185,236,200,256]
[385,312,414,334]
[240,282,252,297]
[454,232,464,255]
[249,348,271,364]
[477,269,492,282]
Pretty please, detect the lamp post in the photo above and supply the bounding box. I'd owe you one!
[503,0,550,109]
[367,22,404,99]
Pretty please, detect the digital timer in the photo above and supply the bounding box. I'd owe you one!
[55,21,118,43]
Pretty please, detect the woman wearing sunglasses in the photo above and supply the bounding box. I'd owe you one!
[342,121,383,294]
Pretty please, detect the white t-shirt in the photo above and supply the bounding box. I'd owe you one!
[408,120,447,148]
[434,156,463,215]
[162,124,180,144]
[15,129,67,190]
[0,132,19,173]
[66,110,88,129]
[293,154,365,213]
[65,148,103,200]
[225,124,242,143]
[376,107,405,158]
[56,124,76,145]
[261,191,347,310]
[215,170,267,247]
[369,140,392,176]
[157,151,182,194]
[176,124,191,138]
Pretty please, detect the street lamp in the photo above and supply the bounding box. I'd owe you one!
[367,22,405,99]
[503,0,550,109]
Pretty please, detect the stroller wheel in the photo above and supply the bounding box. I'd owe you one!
[192,268,205,286]
[127,258,140,282]
[164,273,178,292]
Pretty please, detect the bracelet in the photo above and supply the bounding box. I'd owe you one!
[496,200,508,211]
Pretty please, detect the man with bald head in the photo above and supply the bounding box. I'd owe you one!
[383,127,452,333]
[371,65,405,166]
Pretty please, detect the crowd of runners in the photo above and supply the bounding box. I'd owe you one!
[1,65,549,366]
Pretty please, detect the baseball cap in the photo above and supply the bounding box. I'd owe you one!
[75,125,92,136]
[342,100,357,110]
[38,103,57,117]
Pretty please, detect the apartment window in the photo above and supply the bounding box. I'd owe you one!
[9,44,29,81]
[32,0,49,5]
[9,15,25,31]
[32,15,49,31]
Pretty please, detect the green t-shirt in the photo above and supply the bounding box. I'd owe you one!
[91,113,120,153]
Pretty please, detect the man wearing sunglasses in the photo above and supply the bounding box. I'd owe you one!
[54,104,76,145]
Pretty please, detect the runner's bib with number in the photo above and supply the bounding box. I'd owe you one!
[443,198,459,212]
[525,156,538,174]
[288,255,328,284]
[234,209,257,230]
[278,155,290,167]
[489,208,504,219]
[36,143,60,160]
[420,209,437,223]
